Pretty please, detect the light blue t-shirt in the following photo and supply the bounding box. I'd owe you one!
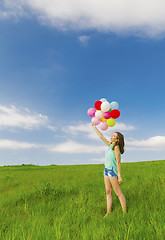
[105,143,120,176]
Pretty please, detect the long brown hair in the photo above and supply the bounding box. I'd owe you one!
[112,132,125,154]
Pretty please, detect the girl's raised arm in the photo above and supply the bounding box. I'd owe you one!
[92,124,111,146]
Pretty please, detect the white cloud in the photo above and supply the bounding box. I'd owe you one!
[0,1,27,20]
[0,137,105,153]
[47,125,57,132]
[126,136,165,150]
[48,135,165,154]
[2,0,165,37]
[78,35,90,45]
[48,140,105,154]
[0,135,165,153]
[112,123,135,131]
[0,139,39,149]
[0,105,48,130]
[62,122,93,135]
[62,122,135,140]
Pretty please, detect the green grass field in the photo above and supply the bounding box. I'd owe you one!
[0,160,165,240]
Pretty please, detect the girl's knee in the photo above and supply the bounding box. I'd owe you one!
[106,189,112,195]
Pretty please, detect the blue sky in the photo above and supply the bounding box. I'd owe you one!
[0,0,165,166]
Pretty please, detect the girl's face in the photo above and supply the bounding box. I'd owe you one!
[110,133,119,143]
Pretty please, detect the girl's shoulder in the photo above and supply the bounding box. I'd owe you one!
[114,144,119,150]
[114,144,121,154]
[111,143,120,152]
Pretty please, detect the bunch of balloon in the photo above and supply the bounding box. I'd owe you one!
[87,98,120,131]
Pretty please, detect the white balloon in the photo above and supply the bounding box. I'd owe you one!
[95,111,103,119]
[101,102,111,112]
[100,98,107,102]
[110,101,119,110]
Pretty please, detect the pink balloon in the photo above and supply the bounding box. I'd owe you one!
[99,122,108,131]
[91,117,101,125]
[103,111,111,119]
[87,108,96,117]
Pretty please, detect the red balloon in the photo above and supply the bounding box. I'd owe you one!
[110,109,120,119]
[94,101,102,110]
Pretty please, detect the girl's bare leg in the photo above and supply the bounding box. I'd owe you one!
[104,176,112,214]
[109,177,127,212]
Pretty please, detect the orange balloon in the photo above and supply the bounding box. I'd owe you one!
[100,117,107,122]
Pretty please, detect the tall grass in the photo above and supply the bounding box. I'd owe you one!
[0,161,164,240]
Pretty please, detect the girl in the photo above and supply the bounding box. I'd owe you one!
[92,124,127,217]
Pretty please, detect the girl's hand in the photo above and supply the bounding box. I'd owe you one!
[118,176,123,185]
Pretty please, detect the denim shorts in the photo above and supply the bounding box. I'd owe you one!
[104,168,118,178]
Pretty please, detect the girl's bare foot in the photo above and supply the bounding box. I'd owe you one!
[103,213,110,219]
